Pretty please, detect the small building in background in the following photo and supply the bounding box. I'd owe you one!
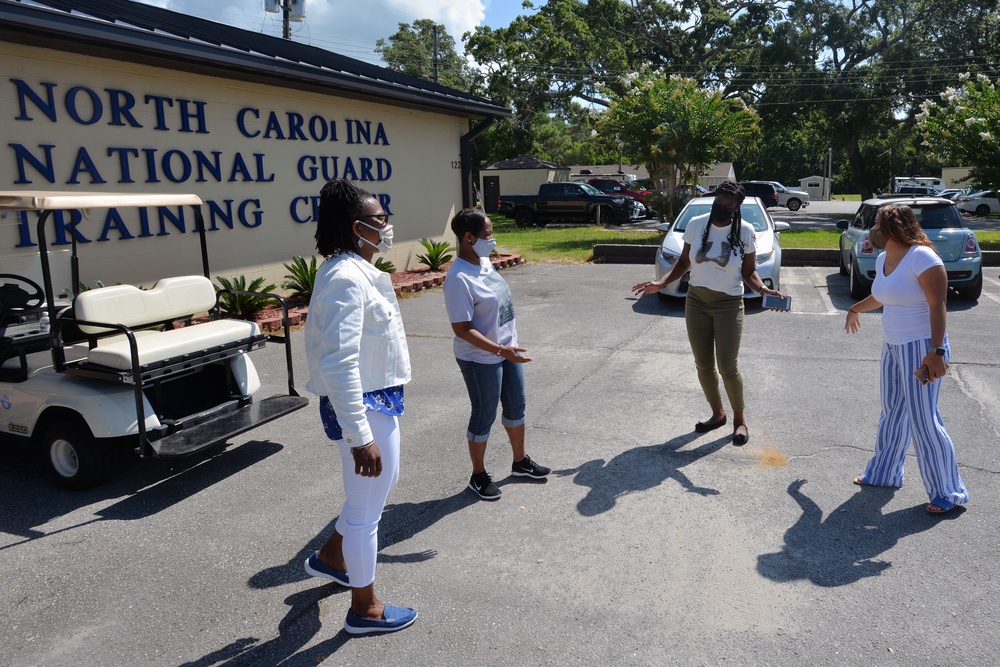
[799,175,832,201]
[480,155,569,212]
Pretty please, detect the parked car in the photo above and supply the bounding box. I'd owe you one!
[652,196,790,299]
[676,183,709,201]
[896,186,941,196]
[755,181,811,211]
[937,188,963,200]
[587,178,654,218]
[498,182,643,228]
[737,181,780,208]
[836,196,983,300]
[955,190,1000,217]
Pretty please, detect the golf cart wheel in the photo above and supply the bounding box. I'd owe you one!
[787,199,802,211]
[41,417,115,490]
[975,204,990,217]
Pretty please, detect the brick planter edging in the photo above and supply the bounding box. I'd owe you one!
[392,253,523,296]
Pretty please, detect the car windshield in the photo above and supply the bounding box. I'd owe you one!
[673,203,769,233]
[910,204,965,230]
[578,183,602,195]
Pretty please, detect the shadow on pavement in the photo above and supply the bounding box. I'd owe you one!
[556,432,728,516]
[757,479,962,587]
[0,440,283,548]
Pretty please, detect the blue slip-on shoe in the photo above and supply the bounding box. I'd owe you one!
[926,497,957,515]
[303,551,350,586]
[344,604,418,635]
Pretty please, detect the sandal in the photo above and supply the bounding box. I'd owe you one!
[732,425,749,446]
[926,497,956,515]
[695,415,727,433]
[853,476,864,486]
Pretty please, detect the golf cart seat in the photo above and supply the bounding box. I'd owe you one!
[69,275,265,381]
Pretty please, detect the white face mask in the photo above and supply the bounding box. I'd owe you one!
[357,220,394,253]
[472,237,497,258]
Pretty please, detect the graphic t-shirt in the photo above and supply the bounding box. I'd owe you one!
[682,213,757,296]
[443,256,518,364]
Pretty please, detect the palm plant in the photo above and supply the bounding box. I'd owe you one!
[214,275,277,320]
[374,257,396,273]
[416,238,455,271]
[282,255,318,299]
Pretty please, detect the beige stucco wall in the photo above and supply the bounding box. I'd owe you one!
[0,42,465,291]
[482,168,566,197]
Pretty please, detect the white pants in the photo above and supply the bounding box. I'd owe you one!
[334,410,400,588]
[860,337,969,506]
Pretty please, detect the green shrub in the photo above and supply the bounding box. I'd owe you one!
[374,257,396,273]
[214,275,277,320]
[416,238,455,271]
[282,255,317,299]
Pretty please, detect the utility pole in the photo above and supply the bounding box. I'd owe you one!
[282,0,291,39]
[432,25,439,84]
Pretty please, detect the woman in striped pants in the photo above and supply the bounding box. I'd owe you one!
[845,204,968,514]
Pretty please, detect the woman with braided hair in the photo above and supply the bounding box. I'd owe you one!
[300,178,417,634]
[633,181,784,445]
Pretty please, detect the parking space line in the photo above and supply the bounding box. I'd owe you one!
[979,274,1000,305]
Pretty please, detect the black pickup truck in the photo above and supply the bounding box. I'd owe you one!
[498,182,642,228]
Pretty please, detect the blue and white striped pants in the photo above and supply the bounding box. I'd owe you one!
[859,336,968,506]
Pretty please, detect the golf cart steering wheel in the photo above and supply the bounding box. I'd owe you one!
[0,274,45,314]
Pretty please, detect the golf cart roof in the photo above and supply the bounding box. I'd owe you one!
[0,191,203,211]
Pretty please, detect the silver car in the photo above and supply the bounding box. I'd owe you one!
[653,196,790,300]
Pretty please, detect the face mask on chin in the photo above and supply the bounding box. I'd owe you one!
[357,220,394,253]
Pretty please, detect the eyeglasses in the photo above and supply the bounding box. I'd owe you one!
[358,213,390,225]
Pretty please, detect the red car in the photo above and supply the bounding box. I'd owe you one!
[586,178,652,203]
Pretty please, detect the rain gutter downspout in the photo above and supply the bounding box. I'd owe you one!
[460,117,498,208]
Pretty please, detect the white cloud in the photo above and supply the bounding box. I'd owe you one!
[130,0,486,65]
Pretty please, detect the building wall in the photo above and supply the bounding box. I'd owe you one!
[482,168,568,196]
[0,42,466,290]
[941,167,973,189]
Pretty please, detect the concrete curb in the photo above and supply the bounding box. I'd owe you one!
[592,244,1000,267]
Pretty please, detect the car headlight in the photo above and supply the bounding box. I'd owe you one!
[661,249,680,264]
[612,196,626,204]
[756,249,774,265]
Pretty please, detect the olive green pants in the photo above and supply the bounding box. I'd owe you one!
[685,285,745,411]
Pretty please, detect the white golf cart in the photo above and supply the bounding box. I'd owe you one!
[0,191,308,488]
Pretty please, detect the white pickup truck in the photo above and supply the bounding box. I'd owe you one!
[0,191,308,488]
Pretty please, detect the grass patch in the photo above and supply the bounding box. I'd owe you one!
[492,214,660,262]
[977,230,1000,250]
[777,229,841,249]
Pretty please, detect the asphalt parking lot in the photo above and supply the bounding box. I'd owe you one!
[3,262,1000,666]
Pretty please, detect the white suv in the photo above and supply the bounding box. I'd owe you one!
[766,181,811,211]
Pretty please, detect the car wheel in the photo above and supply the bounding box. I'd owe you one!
[956,271,983,300]
[514,209,535,228]
[838,244,849,276]
[975,204,990,217]
[787,199,801,211]
[849,258,870,299]
[599,206,615,227]
[40,417,116,490]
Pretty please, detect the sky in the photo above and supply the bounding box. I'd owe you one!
[129,0,534,65]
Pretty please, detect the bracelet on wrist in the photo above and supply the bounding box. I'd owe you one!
[351,442,373,453]
[496,344,504,356]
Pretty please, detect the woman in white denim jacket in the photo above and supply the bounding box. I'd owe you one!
[300,179,416,635]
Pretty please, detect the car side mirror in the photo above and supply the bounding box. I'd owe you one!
[655,222,672,232]
[836,219,849,230]
[774,221,790,232]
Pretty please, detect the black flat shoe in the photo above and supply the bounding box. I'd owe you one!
[732,425,749,446]
[695,416,727,433]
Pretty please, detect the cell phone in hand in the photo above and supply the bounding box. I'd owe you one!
[762,293,792,311]
[914,365,930,384]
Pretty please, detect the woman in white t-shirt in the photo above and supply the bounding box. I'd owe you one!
[444,208,550,501]
[633,181,784,445]
[845,204,968,514]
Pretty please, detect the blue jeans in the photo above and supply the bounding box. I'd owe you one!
[456,358,526,442]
